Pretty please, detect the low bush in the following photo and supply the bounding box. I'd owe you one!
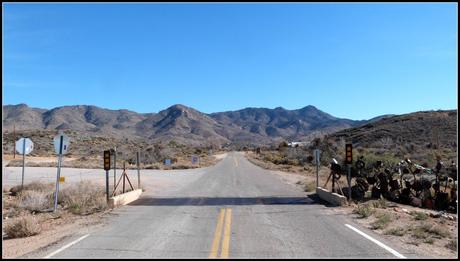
[410,211,429,221]
[18,190,53,212]
[5,214,41,238]
[372,198,389,209]
[371,213,392,230]
[59,181,107,215]
[384,227,405,236]
[353,204,375,218]
[304,182,316,192]
[445,240,457,252]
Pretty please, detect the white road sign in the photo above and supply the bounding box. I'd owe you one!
[53,133,70,155]
[15,138,34,155]
[314,149,321,164]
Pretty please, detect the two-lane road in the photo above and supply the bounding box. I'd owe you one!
[45,152,411,258]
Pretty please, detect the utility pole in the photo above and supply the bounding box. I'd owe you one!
[13,124,16,159]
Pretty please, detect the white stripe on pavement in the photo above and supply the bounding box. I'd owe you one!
[44,234,90,258]
[345,224,406,259]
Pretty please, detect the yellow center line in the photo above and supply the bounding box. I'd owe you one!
[234,158,238,167]
[209,209,226,258]
[209,208,233,259]
[221,208,232,258]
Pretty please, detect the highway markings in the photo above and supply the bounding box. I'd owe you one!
[44,234,90,258]
[234,158,238,167]
[209,208,232,259]
[345,224,406,259]
[221,209,232,258]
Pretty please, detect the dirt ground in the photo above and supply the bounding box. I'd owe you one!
[2,208,109,259]
[244,152,458,258]
[3,152,226,170]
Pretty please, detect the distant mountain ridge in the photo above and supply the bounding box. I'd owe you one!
[2,103,390,146]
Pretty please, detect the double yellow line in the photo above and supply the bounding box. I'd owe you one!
[209,208,232,258]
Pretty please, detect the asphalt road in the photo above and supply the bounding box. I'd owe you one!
[39,152,411,258]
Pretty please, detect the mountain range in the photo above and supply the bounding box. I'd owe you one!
[3,103,388,146]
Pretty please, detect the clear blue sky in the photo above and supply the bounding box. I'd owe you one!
[3,3,458,120]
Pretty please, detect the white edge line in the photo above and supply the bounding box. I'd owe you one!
[345,224,406,259]
[44,234,90,259]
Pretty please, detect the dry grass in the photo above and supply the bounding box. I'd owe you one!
[384,227,406,236]
[59,181,108,215]
[372,198,389,209]
[445,240,457,252]
[353,203,375,218]
[4,214,41,238]
[18,190,53,212]
[304,182,316,192]
[9,181,54,196]
[410,211,429,221]
[371,213,392,230]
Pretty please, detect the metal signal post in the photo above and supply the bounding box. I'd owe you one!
[104,150,111,202]
[346,144,353,201]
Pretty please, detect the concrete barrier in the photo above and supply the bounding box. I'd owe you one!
[316,187,348,206]
[108,189,143,208]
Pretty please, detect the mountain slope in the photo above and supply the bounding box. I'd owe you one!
[2,103,387,146]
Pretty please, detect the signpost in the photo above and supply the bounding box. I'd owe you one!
[191,155,199,165]
[53,132,70,212]
[314,149,321,188]
[345,144,353,201]
[113,147,117,189]
[104,150,111,202]
[136,151,141,189]
[165,159,171,166]
[15,137,34,188]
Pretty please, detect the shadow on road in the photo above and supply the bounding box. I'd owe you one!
[129,195,325,206]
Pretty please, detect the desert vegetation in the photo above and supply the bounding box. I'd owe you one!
[3,181,108,239]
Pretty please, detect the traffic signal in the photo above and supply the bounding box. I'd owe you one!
[345,144,353,164]
[104,150,111,171]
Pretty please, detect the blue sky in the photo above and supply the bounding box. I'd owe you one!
[3,3,458,120]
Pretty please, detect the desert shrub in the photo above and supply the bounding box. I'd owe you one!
[410,211,429,221]
[371,213,392,230]
[411,223,449,240]
[18,190,53,212]
[353,203,375,218]
[10,181,54,195]
[384,227,405,236]
[145,164,160,169]
[304,182,316,192]
[372,198,389,209]
[172,165,195,169]
[5,214,41,238]
[445,240,457,252]
[59,181,107,215]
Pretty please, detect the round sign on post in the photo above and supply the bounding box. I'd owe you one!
[53,133,70,155]
[15,138,34,155]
